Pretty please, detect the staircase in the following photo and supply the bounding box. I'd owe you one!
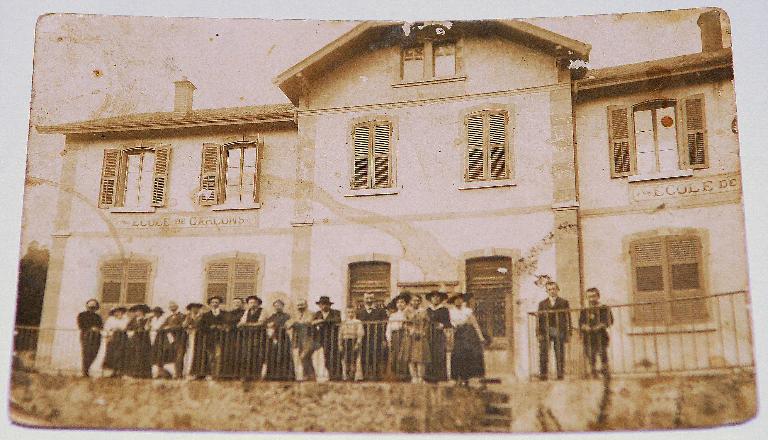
[477,378,513,432]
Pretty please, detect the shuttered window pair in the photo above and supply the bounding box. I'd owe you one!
[348,261,391,308]
[100,259,152,311]
[607,95,708,178]
[199,140,260,206]
[465,110,510,181]
[351,122,393,189]
[205,258,258,304]
[630,235,707,325]
[98,146,171,208]
[466,256,512,338]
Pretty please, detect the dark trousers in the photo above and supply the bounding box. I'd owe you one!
[80,331,101,376]
[539,335,566,379]
[341,339,358,381]
[583,333,609,376]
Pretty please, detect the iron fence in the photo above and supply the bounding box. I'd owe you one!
[527,291,754,380]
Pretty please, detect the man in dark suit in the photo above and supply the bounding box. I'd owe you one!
[536,281,571,380]
[357,292,388,380]
[77,299,103,377]
[579,287,614,378]
[200,296,229,379]
[312,296,342,381]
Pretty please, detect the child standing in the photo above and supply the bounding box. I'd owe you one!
[338,307,364,381]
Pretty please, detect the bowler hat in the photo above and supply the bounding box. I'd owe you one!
[245,295,262,305]
[207,295,224,305]
[315,296,333,306]
[186,302,203,311]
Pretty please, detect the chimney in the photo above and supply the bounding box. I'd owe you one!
[173,77,196,112]
[697,9,731,52]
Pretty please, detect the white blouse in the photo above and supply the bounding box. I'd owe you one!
[385,310,407,341]
[449,306,474,327]
[103,316,127,335]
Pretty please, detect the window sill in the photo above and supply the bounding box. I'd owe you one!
[211,203,262,211]
[109,207,156,214]
[628,169,694,183]
[344,187,400,197]
[458,179,517,190]
[392,75,467,88]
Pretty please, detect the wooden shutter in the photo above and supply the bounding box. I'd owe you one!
[206,260,231,302]
[200,143,222,205]
[683,95,707,169]
[373,123,392,188]
[667,237,707,322]
[151,146,171,207]
[466,114,484,181]
[99,149,121,208]
[232,260,257,300]
[125,260,150,304]
[466,257,512,338]
[607,106,634,177]
[352,125,370,189]
[631,239,666,324]
[100,261,124,305]
[349,262,391,308]
[488,112,508,179]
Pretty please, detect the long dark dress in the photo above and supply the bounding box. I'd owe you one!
[386,311,410,381]
[160,311,186,377]
[185,314,206,378]
[264,311,295,381]
[199,309,230,378]
[450,308,485,381]
[103,328,128,375]
[126,316,152,378]
[357,306,388,381]
[237,307,266,380]
[425,306,451,382]
[221,308,244,378]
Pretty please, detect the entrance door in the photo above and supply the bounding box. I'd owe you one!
[465,256,513,349]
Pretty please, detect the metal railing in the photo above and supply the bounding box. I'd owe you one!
[526,291,754,380]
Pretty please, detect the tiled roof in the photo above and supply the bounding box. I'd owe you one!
[37,103,296,135]
[576,48,733,91]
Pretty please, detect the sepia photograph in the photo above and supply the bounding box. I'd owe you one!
[4,2,763,435]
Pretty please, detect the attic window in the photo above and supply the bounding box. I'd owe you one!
[400,40,457,82]
[433,42,456,77]
[402,46,424,82]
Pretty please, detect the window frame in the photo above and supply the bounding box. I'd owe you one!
[347,261,392,309]
[398,37,461,83]
[98,144,172,210]
[203,256,259,305]
[98,257,153,312]
[349,119,395,191]
[465,256,514,347]
[463,109,512,183]
[198,137,262,209]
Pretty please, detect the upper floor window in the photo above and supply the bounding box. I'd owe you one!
[400,40,457,82]
[607,95,708,178]
[199,139,261,207]
[348,261,391,308]
[465,110,510,181]
[351,121,393,190]
[98,146,171,209]
[100,258,152,310]
[204,257,258,304]
[630,235,707,325]
[432,41,456,77]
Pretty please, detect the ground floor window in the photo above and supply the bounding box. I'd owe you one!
[348,261,391,308]
[205,257,258,304]
[466,256,512,339]
[100,258,152,312]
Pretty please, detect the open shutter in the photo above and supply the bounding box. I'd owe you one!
[488,112,508,179]
[373,123,391,188]
[607,106,634,177]
[125,260,150,304]
[232,260,257,300]
[352,125,370,189]
[683,95,707,169]
[667,237,707,322]
[200,143,221,205]
[99,149,121,208]
[151,146,171,207]
[466,114,484,181]
[206,260,231,302]
[349,261,391,308]
[631,239,666,325]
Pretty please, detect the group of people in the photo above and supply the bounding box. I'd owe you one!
[76,289,488,385]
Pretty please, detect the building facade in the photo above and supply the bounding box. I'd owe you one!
[34,12,750,378]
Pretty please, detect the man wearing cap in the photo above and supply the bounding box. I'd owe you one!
[200,296,229,379]
[536,281,572,380]
[357,292,389,381]
[288,299,315,381]
[312,296,342,381]
[236,295,266,379]
[77,299,103,377]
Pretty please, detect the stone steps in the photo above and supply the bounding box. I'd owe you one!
[478,377,513,431]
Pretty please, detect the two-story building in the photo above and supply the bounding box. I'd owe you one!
[33,11,751,378]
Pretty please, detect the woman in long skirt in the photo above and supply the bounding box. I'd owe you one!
[264,300,295,381]
[126,304,152,379]
[183,303,204,378]
[448,293,486,385]
[385,293,411,382]
[425,291,451,382]
[405,295,431,384]
[102,306,128,377]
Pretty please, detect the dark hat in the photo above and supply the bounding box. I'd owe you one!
[273,299,285,306]
[109,306,127,315]
[207,295,224,305]
[186,302,204,311]
[129,304,151,314]
[425,290,448,301]
[447,292,472,304]
[315,296,333,306]
[152,306,164,314]
[392,292,412,305]
[245,295,262,305]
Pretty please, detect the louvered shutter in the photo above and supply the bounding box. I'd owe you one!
[206,261,230,302]
[373,123,391,188]
[466,114,484,181]
[232,260,257,300]
[349,261,391,308]
[631,239,666,324]
[101,261,124,305]
[607,106,634,177]
[683,95,707,168]
[352,125,370,189]
[488,112,508,179]
[667,237,707,322]
[200,143,222,205]
[125,260,150,304]
[99,149,121,208]
[151,146,171,207]
[466,257,512,338]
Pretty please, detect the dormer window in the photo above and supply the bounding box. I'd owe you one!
[399,39,458,83]
[432,41,456,77]
[402,46,424,82]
